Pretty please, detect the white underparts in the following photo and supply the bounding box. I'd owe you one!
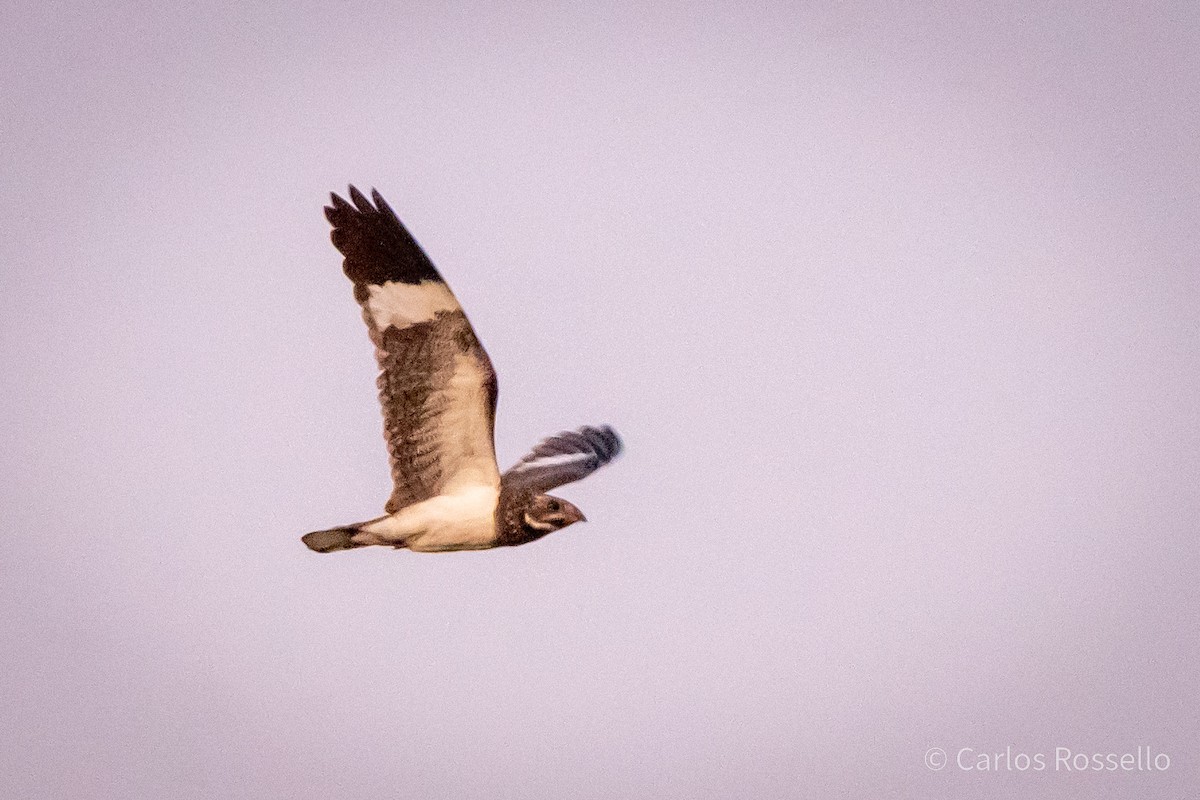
[358,485,500,552]
[366,279,460,330]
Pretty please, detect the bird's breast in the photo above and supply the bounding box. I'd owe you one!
[398,485,501,552]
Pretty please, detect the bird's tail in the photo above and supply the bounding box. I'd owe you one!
[301,525,366,553]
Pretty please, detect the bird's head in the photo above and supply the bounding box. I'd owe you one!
[523,494,586,534]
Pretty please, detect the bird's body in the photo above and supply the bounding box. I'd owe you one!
[355,485,500,552]
[302,186,621,554]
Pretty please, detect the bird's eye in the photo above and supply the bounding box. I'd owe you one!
[548,500,560,511]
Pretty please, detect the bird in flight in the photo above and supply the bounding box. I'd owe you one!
[302,187,623,553]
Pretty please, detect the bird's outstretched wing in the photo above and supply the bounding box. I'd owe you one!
[501,425,623,493]
[325,186,500,513]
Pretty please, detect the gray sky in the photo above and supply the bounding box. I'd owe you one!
[2,1,1198,797]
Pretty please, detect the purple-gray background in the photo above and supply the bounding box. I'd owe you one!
[2,2,1198,797]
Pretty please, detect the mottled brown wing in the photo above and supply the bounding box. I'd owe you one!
[325,186,501,513]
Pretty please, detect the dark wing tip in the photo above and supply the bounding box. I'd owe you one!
[566,425,621,461]
[324,185,444,287]
[348,184,372,212]
[587,425,622,461]
[517,425,623,465]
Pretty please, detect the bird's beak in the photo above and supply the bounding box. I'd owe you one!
[564,502,586,524]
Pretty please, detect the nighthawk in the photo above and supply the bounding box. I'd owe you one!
[302,187,622,553]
